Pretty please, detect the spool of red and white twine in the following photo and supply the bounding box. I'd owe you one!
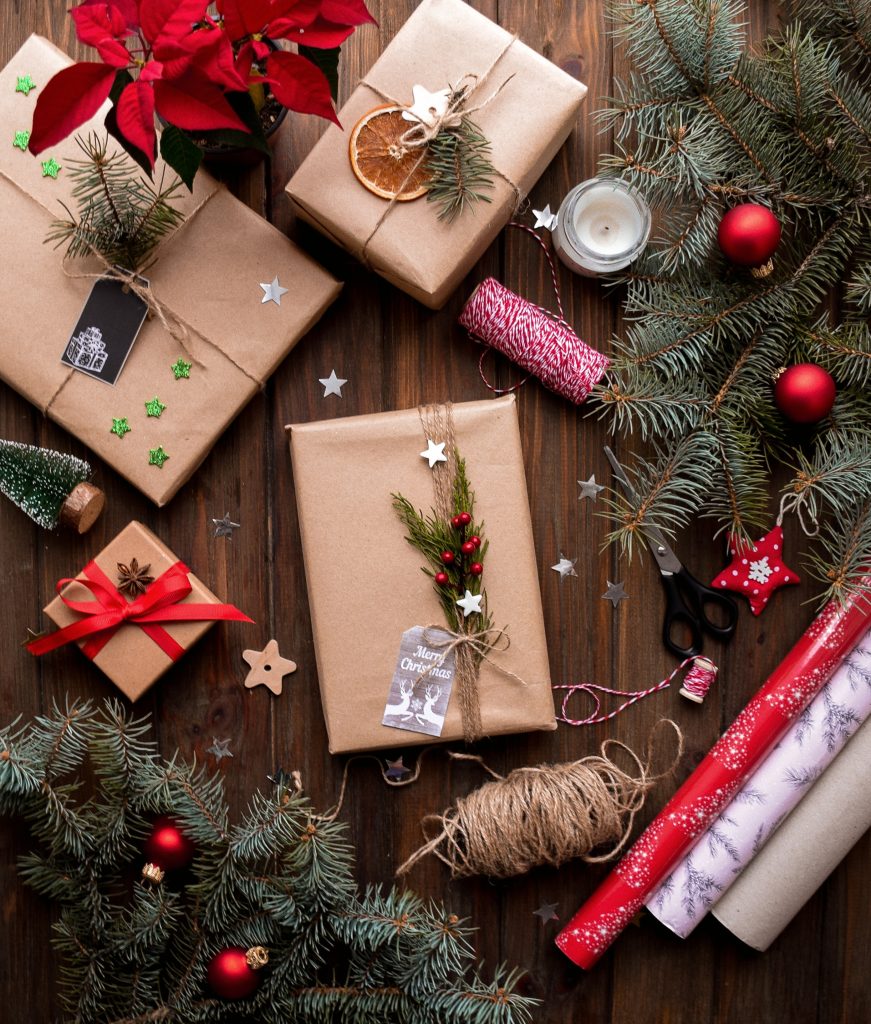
[554,656,718,726]
[458,223,611,404]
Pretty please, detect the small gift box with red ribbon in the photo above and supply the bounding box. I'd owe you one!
[27,521,252,700]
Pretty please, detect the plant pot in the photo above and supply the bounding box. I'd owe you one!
[200,101,288,170]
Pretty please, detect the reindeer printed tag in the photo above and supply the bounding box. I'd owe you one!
[381,626,456,737]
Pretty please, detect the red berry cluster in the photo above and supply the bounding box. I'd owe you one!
[434,510,483,592]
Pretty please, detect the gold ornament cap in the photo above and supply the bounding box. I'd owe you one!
[772,365,788,383]
[142,862,165,885]
[750,257,774,278]
[245,946,269,970]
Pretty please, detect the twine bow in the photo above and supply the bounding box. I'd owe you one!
[26,560,252,663]
[398,72,515,151]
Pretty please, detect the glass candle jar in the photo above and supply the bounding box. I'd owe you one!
[552,178,651,277]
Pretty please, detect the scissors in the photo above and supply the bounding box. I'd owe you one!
[604,446,739,658]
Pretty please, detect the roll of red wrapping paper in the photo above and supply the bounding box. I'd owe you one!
[556,589,871,968]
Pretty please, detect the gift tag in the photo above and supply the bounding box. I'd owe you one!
[61,276,149,385]
[382,626,455,737]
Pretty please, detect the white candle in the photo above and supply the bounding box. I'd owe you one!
[552,178,651,277]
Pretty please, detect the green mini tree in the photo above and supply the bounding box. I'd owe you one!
[0,701,535,1024]
[0,439,104,533]
[594,0,871,605]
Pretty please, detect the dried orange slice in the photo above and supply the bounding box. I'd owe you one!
[349,105,430,201]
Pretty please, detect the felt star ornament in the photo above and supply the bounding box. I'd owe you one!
[711,524,799,615]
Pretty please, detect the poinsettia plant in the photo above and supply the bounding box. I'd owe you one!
[29,0,374,186]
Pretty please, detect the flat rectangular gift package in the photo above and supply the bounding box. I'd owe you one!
[286,0,588,308]
[287,394,555,753]
[0,35,341,506]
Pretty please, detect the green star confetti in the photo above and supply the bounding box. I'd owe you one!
[148,446,169,468]
[12,129,30,151]
[145,396,166,418]
[170,357,191,380]
[41,157,61,179]
[110,417,131,439]
[15,74,35,96]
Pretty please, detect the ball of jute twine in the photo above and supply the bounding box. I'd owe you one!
[395,720,684,880]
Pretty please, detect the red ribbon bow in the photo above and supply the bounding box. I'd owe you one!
[27,559,252,663]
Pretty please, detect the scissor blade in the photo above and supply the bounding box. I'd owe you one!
[603,446,636,500]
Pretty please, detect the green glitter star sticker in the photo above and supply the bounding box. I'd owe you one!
[12,129,30,151]
[110,417,131,438]
[148,446,169,468]
[145,396,166,417]
[41,157,61,179]
[15,75,35,96]
[170,357,191,380]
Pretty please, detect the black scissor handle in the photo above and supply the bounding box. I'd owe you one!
[677,567,739,640]
[661,573,704,659]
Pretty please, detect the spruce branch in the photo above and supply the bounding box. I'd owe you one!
[426,113,496,222]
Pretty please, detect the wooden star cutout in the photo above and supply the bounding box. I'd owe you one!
[242,639,297,695]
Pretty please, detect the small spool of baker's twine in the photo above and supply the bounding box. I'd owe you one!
[554,655,718,726]
[458,223,611,405]
[395,720,683,880]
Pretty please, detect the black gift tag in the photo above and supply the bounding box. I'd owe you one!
[61,276,149,386]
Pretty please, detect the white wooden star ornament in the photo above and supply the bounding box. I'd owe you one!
[420,439,447,468]
[319,370,347,397]
[456,589,483,617]
[259,275,288,305]
[243,639,297,696]
[401,84,451,127]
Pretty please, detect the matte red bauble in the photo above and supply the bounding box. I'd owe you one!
[773,364,837,424]
[143,816,195,871]
[718,203,781,272]
[207,946,268,1000]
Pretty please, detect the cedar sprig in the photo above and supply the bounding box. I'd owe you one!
[425,96,495,222]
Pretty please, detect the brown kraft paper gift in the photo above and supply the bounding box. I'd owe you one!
[0,35,341,507]
[287,394,556,753]
[285,0,588,309]
[40,520,248,701]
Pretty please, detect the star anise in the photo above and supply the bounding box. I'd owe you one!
[116,558,154,597]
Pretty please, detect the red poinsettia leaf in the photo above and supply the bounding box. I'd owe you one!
[320,0,375,26]
[140,60,164,83]
[265,50,339,125]
[78,0,140,30]
[235,41,256,83]
[29,62,117,154]
[215,0,274,39]
[139,0,209,46]
[156,28,247,91]
[252,39,272,59]
[116,79,156,165]
[277,15,355,47]
[153,74,251,132]
[71,4,131,66]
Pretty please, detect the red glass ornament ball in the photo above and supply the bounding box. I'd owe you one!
[773,363,836,424]
[717,203,781,266]
[451,515,462,529]
[144,816,195,872]
[470,562,484,576]
[458,511,472,526]
[440,550,455,565]
[468,535,481,549]
[461,540,477,556]
[434,572,450,586]
[207,948,261,1000]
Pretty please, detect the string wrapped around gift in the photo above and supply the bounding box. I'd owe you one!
[26,559,252,663]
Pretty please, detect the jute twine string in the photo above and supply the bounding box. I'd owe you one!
[395,719,684,879]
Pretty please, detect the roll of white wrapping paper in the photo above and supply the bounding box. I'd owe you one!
[711,713,871,950]
[646,637,871,937]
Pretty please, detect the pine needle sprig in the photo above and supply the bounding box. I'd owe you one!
[426,107,496,222]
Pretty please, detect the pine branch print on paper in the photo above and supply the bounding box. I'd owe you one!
[680,857,723,917]
[822,685,861,751]
[594,0,871,606]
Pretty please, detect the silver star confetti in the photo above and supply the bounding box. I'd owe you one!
[260,275,289,305]
[319,369,347,397]
[212,513,240,538]
[385,756,412,781]
[533,204,557,230]
[602,579,629,607]
[578,474,604,501]
[456,589,484,617]
[551,554,577,579]
[420,439,447,468]
[533,901,560,923]
[206,737,233,761]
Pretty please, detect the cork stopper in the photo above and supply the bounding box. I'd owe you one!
[58,481,105,534]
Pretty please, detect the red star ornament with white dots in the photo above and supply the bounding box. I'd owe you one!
[710,525,799,615]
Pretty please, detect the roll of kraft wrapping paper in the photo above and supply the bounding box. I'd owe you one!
[646,635,871,937]
[712,714,871,950]
[555,591,871,969]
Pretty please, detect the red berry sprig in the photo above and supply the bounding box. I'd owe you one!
[436,508,484,598]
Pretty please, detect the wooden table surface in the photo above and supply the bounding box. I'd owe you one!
[1,2,868,1022]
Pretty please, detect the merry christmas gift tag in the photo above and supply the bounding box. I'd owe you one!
[61,276,149,385]
[382,626,456,737]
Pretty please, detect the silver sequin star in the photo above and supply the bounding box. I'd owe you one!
[260,275,289,305]
[319,369,347,397]
[385,756,412,781]
[207,737,233,761]
[578,474,605,501]
[212,513,240,538]
[602,580,629,607]
[551,554,577,579]
[533,901,560,923]
[533,204,557,230]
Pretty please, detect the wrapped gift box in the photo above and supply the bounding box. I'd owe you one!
[287,394,555,753]
[286,0,587,308]
[34,520,251,700]
[0,35,341,506]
